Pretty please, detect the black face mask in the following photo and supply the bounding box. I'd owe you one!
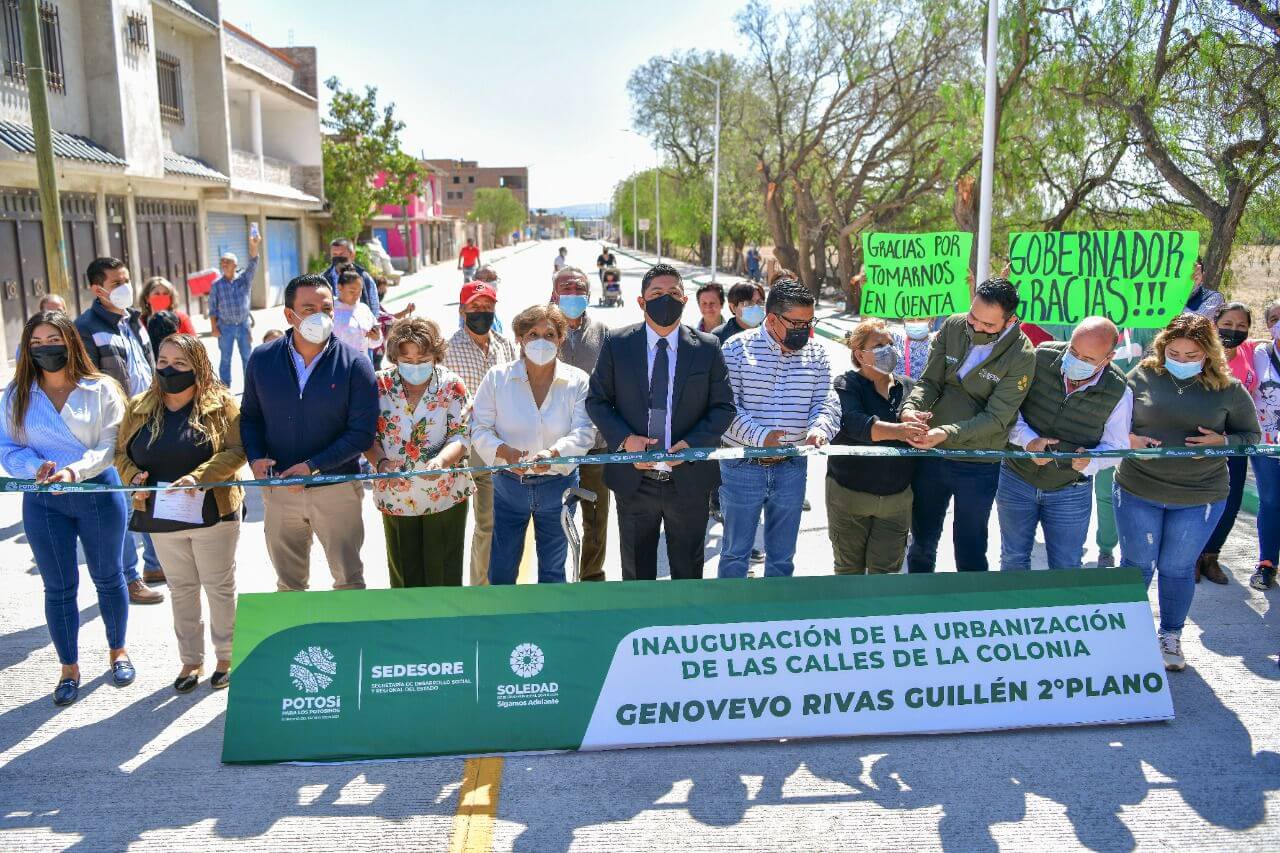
[156,365,197,394]
[1218,328,1248,349]
[331,255,347,265]
[30,344,68,373]
[644,294,685,327]
[464,311,496,336]
[780,324,811,352]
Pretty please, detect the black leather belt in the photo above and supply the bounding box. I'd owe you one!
[642,469,673,482]
[748,456,788,466]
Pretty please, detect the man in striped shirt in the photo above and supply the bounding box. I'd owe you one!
[719,279,840,578]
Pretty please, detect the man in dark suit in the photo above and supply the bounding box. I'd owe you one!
[587,264,736,580]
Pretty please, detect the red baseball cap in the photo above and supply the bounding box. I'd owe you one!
[460,280,498,306]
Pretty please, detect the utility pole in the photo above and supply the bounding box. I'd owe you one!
[975,0,1000,281]
[19,0,69,299]
[631,172,638,251]
[654,153,661,264]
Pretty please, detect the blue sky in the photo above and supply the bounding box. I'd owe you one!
[221,0,756,209]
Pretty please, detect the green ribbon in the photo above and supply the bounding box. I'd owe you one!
[5,442,1277,494]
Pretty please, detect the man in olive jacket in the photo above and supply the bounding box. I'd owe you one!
[996,317,1131,571]
[900,278,1036,572]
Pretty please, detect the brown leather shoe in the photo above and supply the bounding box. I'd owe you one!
[142,570,166,584]
[1201,553,1229,585]
[128,579,164,604]
[1194,554,1204,584]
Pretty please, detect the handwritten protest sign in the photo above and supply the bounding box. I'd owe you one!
[860,232,972,319]
[1008,230,1199,329]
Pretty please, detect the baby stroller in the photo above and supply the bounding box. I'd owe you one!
[599,267,622,307]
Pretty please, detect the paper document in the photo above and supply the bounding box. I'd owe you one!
[153,482,205,524]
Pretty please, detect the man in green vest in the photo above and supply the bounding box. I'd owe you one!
[901,278,1037,572]
[997,317,1132,570]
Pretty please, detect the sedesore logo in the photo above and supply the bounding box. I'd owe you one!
[291,646,336,693]
[510,643,545,678]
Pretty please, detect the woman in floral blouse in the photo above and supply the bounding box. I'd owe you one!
[366,318,473,587]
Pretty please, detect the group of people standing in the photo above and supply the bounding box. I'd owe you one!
[2,244,1274,707]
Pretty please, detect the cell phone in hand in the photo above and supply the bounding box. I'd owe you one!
[250,223,260,240]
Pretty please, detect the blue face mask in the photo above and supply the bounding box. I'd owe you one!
[397,361,435,386]
[1061,351,1100,382]
[558,295,588,319]
[740,304,766,328]
[1164,357,1204,380]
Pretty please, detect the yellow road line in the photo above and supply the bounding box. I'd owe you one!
[450,756,504,853]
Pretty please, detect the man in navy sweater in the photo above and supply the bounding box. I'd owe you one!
[241,274,378,591]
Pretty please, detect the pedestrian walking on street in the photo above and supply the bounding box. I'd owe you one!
[587,264,735,581]
[208,229,261,387]
[114,334,246,693]
[596,245,617,284]
[444,279,517,586]
[552,267,614,581]
[718,279,840,578]
[826,320,923,575]
[554,246,569,272]
[241,275,377,592]
[75,257,164,604]
[0,312,133,706]
[367,318,473,588]
[1114,313,1260,671]
[471,304,596,585]
[900,279,1036,573]
[997,318,1131,571]
[458,238,481,284]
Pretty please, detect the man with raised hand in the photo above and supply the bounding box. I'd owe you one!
[900,278,1037,573]
[587,263,734,581]
[998,317,1131,571]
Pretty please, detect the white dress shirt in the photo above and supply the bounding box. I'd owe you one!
[1009,372,1134,477]
[0,378,124,481]
[958,323,1017,379]
[645,324,679,449]
[470,357,597,476]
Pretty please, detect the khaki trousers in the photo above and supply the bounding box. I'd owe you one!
[150,519,240,665]
[468,448,493,586]
[263,481,366,591]
[825,477,912,575]
[577,456,612,582]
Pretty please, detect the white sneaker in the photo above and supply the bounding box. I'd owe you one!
[1158,630,1185,672]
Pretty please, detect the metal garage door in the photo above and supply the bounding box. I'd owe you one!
[136,198,201,316]
[207,212,249,273]
[265,218,299,307]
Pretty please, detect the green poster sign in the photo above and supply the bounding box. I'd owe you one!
[1008,230,1199,328]
[222,571,1173,764]
[859,232,973,319]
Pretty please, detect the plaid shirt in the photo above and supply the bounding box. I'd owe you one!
[444,326,517,398]
[208,256,258,325]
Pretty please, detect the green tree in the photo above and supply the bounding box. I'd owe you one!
[470,188,527,241]
[321,77,423,245]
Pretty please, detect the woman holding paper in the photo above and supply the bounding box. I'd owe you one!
[0,311,131,707]
[115,334,246,693]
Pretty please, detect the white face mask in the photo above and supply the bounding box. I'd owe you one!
[397,360,435,386]
[904,321,931,340]
[524,338,558,366]
[740,304,766,328]
[297,312,333,345]
[108,283,134,311]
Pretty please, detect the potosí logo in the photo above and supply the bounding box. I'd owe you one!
[282,646,341,719]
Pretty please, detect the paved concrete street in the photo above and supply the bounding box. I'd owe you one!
[0,240,1276,851]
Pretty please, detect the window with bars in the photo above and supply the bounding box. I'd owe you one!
[156,50,183,123]
[2,1,67,94]
[126,12,148,51]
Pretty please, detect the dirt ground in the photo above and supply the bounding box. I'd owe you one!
[1230,245,1279,336]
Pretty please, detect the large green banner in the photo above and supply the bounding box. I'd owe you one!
[860,231,973,319]
[1008,229,1199,328]
[222,571,1173,764]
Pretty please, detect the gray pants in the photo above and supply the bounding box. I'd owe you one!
[263,482,366,591]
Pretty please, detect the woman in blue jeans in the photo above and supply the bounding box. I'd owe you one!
[470,304,596,584]
[0,312,135,706]
[1114,314,1260,672]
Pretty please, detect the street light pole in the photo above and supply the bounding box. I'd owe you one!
[975,0,1000,281]
[654,150,661,264]
[661,59,722,280]
[631,172,638,251]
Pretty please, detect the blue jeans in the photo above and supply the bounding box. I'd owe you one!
[718,457,807,578]
[217,321,253,387]
[996,465,1093,570]
[123,518,161,583]
[1252,456,1280,565]
[24,470,130,664]
[1114,484,1225,633]
[907,458,1000,572]
[488,471,577,585]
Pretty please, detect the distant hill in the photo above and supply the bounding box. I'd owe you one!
[541,203,609,219]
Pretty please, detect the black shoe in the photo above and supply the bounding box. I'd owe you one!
[174,671,200,694]
[711,508,724,524]
[210,670,230,690]
[53,678,79,707]
[750,548,765,564]
[802,499,812,512]
[111,658,136,687]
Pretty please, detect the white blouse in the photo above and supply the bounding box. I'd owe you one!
[470,358,596,476]
[0,378,124,481]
